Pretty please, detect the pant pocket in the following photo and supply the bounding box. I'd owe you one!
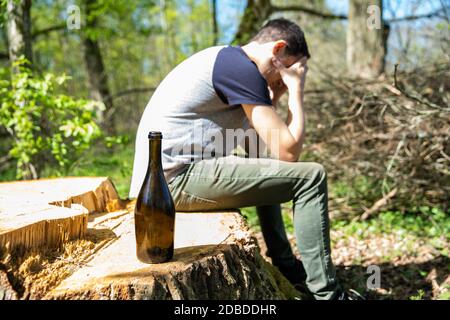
[176,190,218,211]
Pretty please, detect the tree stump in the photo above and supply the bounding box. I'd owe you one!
[0,177,121,252]
[0,177,301,300]
[0,269,18,300]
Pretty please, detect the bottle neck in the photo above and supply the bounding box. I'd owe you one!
[148,138,162,172]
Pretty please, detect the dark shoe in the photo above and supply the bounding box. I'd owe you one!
[274,258,308,293]
[335,289,366,300]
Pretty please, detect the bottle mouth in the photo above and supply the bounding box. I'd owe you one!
[148,131,163,139]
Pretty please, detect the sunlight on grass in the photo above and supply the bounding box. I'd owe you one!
[240,204,295,234]
[65,142,135,199]
[331,207,449,242]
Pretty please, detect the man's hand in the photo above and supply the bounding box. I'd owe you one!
[272,56,308,93]
[268,79,287,108]
[241,57,308,162]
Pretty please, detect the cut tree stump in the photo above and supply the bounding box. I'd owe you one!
[46,209,300,300]
[0,177,301,300]
[0,177,122,252]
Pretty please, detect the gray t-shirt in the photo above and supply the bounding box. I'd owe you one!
[129,45,272,198]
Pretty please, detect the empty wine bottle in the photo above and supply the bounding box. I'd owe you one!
[134,131,175,263]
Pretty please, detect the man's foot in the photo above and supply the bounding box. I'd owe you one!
[334,289,366,300]
[274,258,309,293]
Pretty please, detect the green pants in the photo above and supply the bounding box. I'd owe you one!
[168,155,340,300]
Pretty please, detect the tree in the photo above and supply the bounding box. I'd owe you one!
[233,0,442,77]
[233,0,346,45]
[82,0,114,131]
[211,0,218,45]
[233,0,273,45]
[0,59,104,179]
[347,0,386,78]
[6,0,32,68]
[233,0,386,77]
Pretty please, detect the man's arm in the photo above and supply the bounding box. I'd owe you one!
[268,79,287,108]
[242,58,308,162]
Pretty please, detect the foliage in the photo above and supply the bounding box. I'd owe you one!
[0,58,105,178]
[242,200,448,245]
[299,63,450,216]
[409,289,425,300]
[63,139,134,198]
[0,0,6,27]
[437,287,450,300]
[332,206,449,241]
[240,206,261,230]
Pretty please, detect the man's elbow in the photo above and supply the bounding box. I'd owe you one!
[277,142,303,162]
[278,150,300,162]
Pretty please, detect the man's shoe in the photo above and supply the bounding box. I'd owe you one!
[335,289,366,300]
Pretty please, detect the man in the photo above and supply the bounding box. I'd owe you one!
[130,18,363,300]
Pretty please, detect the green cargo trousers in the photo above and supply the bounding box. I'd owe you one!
[168,155,340,300]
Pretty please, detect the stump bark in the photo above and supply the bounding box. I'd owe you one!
[0,269,18,300]
[0,177,301,300]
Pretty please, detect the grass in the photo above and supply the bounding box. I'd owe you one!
[67,143,135,198]
[242,203,448,243]
[332,207,449,242]
[240,204,295,234]
[0,141,135,199]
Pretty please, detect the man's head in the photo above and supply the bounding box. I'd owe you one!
[242,18,310,86]
[252,18,310,59]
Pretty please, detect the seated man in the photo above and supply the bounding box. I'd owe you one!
[130,18,363,300]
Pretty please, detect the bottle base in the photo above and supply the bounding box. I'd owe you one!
[136,246,173,264]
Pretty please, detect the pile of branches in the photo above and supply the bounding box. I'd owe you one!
[301,62,449,219]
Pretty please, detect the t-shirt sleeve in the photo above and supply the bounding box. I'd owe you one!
[212,47,272,107]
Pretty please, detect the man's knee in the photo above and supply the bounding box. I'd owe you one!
[291,162,328,203]
[312,162,326,178]
[298,162,327,181]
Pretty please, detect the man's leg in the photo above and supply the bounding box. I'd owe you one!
[256,204,296,267]
[256,204,308,291]
[168,155,340,300]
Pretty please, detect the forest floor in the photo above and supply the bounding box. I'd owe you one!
[1,142,449,300]
[252,212,449,300]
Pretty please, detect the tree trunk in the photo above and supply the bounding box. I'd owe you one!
[82,0,114,130]
[347,0,386,78]
[6,0,32,67]
[233,0,273,45]
[212,0,218,45]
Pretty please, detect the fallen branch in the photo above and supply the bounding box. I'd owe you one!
[360,188,398,220]
[394,64,448,111]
